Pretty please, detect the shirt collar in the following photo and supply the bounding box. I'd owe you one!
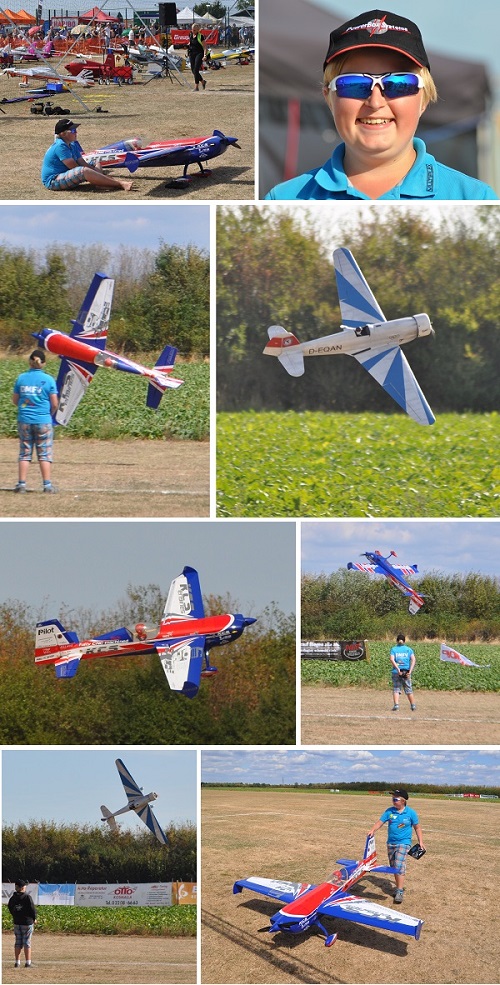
[312,138,434,199]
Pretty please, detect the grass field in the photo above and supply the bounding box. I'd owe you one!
[201,788,500,984]
[216,410,500,517]
[2,904,195,936]
[301,641,500,691]
[0,356,209,442]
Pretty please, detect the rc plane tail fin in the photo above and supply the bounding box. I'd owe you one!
[101,805,119,832]
[263,326,305,377]
[146,345,183,409]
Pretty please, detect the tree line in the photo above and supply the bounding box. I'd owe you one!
[0,242,209,357]
[0,590,295,745]
[302,569,500,641]
[2,822,195,883]
[202,781,500,796]
[217,205,500,413]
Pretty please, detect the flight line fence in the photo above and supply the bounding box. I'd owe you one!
[2,882,196,906]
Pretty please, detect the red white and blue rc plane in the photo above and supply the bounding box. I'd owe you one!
[233,834,423,947]
[85,130,240,186]
[32,272,183,425]
[347,550,425,615]
[263,247,435,425]
[35,565,256,698]
[101,758,168,844]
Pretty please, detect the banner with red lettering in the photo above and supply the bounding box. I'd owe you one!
[75,883,172,906]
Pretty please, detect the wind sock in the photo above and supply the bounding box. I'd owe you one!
[440,643,490,668]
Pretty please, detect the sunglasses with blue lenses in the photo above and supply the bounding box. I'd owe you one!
[328,72,424,100]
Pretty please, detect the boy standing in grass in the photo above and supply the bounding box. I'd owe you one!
[7,879,37,968]
[390,632,416,711]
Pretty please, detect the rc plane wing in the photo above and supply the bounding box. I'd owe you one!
[54,272,114,425]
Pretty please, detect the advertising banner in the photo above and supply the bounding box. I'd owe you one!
[75,883,172,906]
[170,28,219,46]
[2,884,39,903]
[173,882,197,904]
[301,640,368,661]
[51,17,78,28]
[37,884,75,905]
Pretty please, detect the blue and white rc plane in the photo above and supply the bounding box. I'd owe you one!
[101,758,168,844]
[263,247,435,425]
[234,834,423,948]
[348,550,425,615]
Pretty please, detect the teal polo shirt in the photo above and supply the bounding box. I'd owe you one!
[264,138,498,201]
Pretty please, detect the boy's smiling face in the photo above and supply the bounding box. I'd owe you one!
[324,49,426,172]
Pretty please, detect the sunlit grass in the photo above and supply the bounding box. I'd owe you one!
[217,410,500,517]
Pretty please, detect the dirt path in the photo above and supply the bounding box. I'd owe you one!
[201,789,500,985]
[0,438,209,517]
[2,933,196,984]
[0,55,254,200]
[301,686,500,744]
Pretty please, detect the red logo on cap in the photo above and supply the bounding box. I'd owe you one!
[367,16,388,36]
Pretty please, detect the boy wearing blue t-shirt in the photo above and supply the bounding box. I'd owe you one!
[265,10,497,201]
[390,632,416,712]
[368,788,425,903]
[12,349,59,494]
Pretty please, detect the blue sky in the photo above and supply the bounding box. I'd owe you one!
[302,520,500,578]
[202,748,500,786]
[0,205,209,254]
[2,749,196,828]
[0,520,296,618]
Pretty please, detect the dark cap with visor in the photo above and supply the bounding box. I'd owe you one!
[323,10,430,72]
[391,788,409,801]
[54,118,80,135]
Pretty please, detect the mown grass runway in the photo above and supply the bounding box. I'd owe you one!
[217,410,499,517]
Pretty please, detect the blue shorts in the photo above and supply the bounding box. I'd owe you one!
[14,925,34,948]
[47,166,86,190]
[387,843,410,874]
[18,422,54,462]
[392,669,413,694]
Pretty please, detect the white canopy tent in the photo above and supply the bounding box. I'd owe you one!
[176,7,222,25]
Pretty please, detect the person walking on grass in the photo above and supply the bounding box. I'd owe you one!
[187,23,206,91]
[8,879,37,968]
[368,788,425,904]
[390,632,416,711]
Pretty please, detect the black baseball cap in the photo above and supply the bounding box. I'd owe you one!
[54,118,79,134]
[323,10,430,72]
[391,788,409,800]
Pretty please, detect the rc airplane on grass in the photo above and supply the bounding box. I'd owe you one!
[263,247,435,425]
[347,550,425,614]
[3,64,93,85]
[35,565,256,698]
[85,130,240,186]
[101,758,168,844]
[32,272,183,425]
[234,834,423,947]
